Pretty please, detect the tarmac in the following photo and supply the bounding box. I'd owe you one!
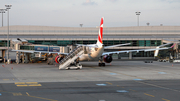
[0,61,180,101]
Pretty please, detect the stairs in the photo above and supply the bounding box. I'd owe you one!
[59,46,83,69]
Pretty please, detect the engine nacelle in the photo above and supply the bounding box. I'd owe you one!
[55,56,64,64]
[103,55,113,63]
[55,56,60,64]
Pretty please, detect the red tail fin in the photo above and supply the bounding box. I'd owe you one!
[97,17,104,45]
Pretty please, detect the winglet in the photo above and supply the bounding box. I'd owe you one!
[97,17,104,47]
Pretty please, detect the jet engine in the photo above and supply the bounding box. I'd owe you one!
[103,55,113,63]
[55,55,64,64]
[55,56,60,64]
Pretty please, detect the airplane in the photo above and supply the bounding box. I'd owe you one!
[55,17,174,69]
[11,17,173,69]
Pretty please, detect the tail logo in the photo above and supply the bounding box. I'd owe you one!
[98,17,104,44]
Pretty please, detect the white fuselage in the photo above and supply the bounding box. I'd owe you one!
[79,46,104,61]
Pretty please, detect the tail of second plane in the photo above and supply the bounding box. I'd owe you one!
[96,17,104,48]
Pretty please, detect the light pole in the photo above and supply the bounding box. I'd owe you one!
[135,11,141,26]
[0,9,6,27]
[80,24,83,27]
[5,5,12,63]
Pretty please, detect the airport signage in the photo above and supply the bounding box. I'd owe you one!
[49,47,60,52]
[34,46,48,51]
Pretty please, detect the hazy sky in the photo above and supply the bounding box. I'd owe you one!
[0,0,180,27]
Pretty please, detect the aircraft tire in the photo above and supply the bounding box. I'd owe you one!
[102,63,105,66]
[99,63,102,66]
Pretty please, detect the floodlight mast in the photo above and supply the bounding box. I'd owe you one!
[0,9,6,27]
[5,5,12,63]
[80,24,83,27]
[135,11,141,26]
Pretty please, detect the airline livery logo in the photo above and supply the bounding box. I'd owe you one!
[98,17,104,44]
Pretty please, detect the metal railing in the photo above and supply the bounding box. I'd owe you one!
[59,46,83,65]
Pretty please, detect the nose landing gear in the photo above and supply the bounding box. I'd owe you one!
[99,56,105,67]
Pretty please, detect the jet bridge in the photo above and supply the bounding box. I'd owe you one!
[11,38,69,64]
[162,39,180,62]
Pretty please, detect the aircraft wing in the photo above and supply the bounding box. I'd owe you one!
[102,43,174,56]
[76,44,99,48]
[11,49,69,55]
[102,47,171,56]
[76,43,131,48]
[104,43,131,49]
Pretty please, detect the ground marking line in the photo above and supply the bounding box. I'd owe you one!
[162,98,171,101]
[1,89,57,101]
[16,85,28,87]
[15,82,26,84]
[136,81,180,93]
[26,82,38,84]
[26,92,30,96]
[29,84,42,86]
[15,82,42,87]
[26,95,58,101]
[144,93,155,97]
[106,82,112,85]
[25,92,57,101]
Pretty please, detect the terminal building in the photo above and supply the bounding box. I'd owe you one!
[0,25,180,60]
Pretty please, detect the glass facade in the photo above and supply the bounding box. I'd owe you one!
[20,46,34,50]
[0,39,163,57]
[25,40,161,58]
[0,40,10,47]
[0,40,161,47]
[27,40,161,46]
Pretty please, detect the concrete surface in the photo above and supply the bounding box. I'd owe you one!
[0,61,180,101]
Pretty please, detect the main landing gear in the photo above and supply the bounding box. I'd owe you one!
[99,56,105,67]
[99,62,105,66]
